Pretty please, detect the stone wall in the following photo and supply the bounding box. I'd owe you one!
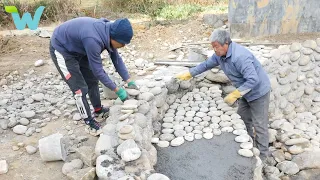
[203,13,228,28]
[228,0,320,38]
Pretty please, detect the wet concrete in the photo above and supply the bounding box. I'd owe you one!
[155,133,255,180]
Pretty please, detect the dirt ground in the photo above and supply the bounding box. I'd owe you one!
[0,35,53,76]
[0,18,320,180]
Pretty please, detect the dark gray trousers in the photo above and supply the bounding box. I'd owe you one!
[237,91,270,159]
[49,42,101,121]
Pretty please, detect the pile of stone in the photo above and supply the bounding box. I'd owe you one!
[249,40,320,179]
[88,76,172,179]
[0,70,81,138]
[157,84,254,155]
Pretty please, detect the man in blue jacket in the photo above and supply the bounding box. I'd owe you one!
[49,17,138,132]
[176,29,271,161]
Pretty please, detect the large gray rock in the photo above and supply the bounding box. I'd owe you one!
[138,101,150,115]
[264,166,280,177]
[117,139,138,156]
[138,92,154,102]
[95,134,119,156]
[276,161,299,175]
[31,93,44,101]
[291,169,320,180]
[269,129,277,143]
[147,173,170,180]
[0,160,8,174]
[298,55,310,66]
[121,147,141,162]
[25,145,37,154]
[166,94,177,105]
[62,159,83,175]
[302,40,317,49]
[154,88,168,108]
[180,81,192,89]
[165,78,179,94]
[290,43,302,52]
[13,125,28,135]
[290,52,301,62]
[203,13,228,27]
[7,118,18,128]
[171,137,185,146]
[205,71,230,84]
[21,111,36,118]
[292,150,320,170]
[96,155,125,180]
[25,127,36,137]
[127,89,140,96]
[135,113,148,128]
[150,87,162,95]
[285,138,309,146]
[102,124,117,136]
[76,146,96,167]
[272,150,286,163]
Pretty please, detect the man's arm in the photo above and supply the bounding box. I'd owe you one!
[189,54,220,76]
[234,56,259,94]
[83,38,117,91]
[109,49,130,82]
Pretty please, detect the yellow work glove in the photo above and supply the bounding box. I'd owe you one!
[176,72,192,81]
[224,89,242,106]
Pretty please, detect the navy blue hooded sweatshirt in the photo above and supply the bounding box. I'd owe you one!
[50,17,130,91]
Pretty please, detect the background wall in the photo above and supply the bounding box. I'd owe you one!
[228,0,320,38]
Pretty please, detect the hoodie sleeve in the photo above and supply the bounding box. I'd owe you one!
[110,48,130,81]
[82,38,117,91]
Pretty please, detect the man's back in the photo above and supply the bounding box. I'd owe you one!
[51,17,111,56]
[218,42,271,101]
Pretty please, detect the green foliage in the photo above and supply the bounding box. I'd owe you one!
[157,4,203,20]
[104,0,167,18]
[104,0,228,20]
[202,5,228,14]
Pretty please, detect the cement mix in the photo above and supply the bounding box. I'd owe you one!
[155,133,255,180]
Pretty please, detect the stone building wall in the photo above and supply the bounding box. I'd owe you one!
[229,0,320,38]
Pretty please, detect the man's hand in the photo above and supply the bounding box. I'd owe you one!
[176,72,192,81]
[115,88,128,102]
[224,89,241,106]
[127,81,139,90]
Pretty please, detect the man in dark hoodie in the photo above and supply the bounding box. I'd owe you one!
[49,17,137,133]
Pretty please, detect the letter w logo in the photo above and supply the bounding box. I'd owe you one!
[5,6,45,30]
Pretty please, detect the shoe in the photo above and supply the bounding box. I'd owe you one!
[85,118,101,130]
[84,126,102,136]
[93,106,109,120]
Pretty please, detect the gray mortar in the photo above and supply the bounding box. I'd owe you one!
[155,133,255,180]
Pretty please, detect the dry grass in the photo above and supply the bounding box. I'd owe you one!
[101,0,228,19]
[0,0,229,29]
[167,0,228,6]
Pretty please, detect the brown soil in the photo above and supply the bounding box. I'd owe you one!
[0,36,53,77]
